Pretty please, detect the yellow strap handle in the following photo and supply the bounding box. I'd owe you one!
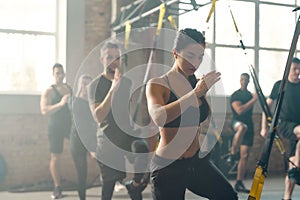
[167,15,177,30]
[156,3,166,36]
[228,4,239,33]
[206,0,217,23]
[226,1,244,41]
[248,166,265,200]
[213,130,223,144]
[124,21,131,49]
[203,0,217,36]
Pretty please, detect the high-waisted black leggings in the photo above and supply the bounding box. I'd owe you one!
[150,153,238,200]
[70,130,89,200]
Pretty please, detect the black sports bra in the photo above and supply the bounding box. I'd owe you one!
[163,74,210,128]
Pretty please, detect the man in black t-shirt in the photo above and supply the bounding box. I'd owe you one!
[229,73,257,193]
[261,57,300,200]
[88,41,149,200]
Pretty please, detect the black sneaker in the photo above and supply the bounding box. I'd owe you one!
[125,180,146,200]
[51,186,62,199]
[234,181,250,193]
[288,167,300,185]
[226,153,238,165]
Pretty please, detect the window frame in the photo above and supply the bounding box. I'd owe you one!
[0,0,66,94]
[179,0,300,96]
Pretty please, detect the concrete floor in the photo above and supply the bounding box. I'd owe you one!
[0,175,299,200]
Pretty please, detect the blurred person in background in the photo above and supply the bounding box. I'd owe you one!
[40,63,72,199]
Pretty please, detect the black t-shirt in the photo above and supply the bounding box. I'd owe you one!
[269,80,300,124]
[230,89,253,125]
[88,75,137,150]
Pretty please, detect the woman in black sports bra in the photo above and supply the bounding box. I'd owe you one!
[146,28,238,200]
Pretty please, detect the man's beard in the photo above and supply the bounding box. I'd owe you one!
[107,67,115,76]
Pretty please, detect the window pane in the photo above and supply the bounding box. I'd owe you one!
[195,49,212,78]
[260,4,296,49]
[215,1,255,47]
[0,0,56,32]
[261,0,295,4]
[259,50,289,96]
[179,2,214,43]
[215,47,255,95]
[0,33,55,93]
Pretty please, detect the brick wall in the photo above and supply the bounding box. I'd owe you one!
[85,0,112,55]
[0,114,100,191]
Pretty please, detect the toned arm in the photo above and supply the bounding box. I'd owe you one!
[231,94,257,115]
[89,73,121,123]
[260,98,274,137]
[40,87,69,116]
[146,78,199,127]
[90,89,114,123]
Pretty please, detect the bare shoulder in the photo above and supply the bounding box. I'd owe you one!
[43,86,54,94]
[41,86,55,99]
[147,76,167,87]
[146,76,169,98]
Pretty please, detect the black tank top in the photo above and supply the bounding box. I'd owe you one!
[163,75,210,128]
[48,84,72,134]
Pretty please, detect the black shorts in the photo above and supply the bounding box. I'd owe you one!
[48,133,65,154]
[48,123,71,154]
[231,120,254,146]
[278,120,298,157]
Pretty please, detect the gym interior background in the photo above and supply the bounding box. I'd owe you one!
[0,0,298,191]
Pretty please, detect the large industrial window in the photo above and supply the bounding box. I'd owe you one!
[179,0,299,96]
[0,0,66,94]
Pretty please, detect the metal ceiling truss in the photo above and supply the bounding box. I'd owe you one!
[112,0,211,32]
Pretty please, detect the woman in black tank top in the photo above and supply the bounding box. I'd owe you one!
[146,28,238,200]
[162,74,210,128]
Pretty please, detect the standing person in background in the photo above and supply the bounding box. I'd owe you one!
[228,73,257,193]
[146,28,238,200]
[88,41,150,200]
[40,63,72,199]
[261,57,300,200]
[70,74,97,200]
